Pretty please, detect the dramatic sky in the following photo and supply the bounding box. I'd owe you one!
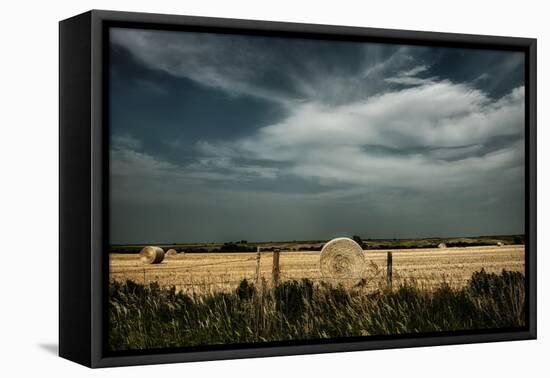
[109,27,525,244]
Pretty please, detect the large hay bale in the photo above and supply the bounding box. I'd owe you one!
[139,246,165,264]
[438,242,447,249]
[497,242,504,247]
[166,248,178,256]
[320,237,365,279]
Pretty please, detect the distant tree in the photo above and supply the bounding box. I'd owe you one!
[352,235,363,246]
[239,240,248,244]
[220,242,256,252]
[512,236,523,245]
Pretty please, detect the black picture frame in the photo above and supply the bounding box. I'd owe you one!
[59,9,537,368]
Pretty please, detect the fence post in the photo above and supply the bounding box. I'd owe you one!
[387,251,393,291]
[272,250,280,286]
[255,247,261,284]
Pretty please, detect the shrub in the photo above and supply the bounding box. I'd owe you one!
[235,279,256,300]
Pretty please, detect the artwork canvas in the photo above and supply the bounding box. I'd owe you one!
[58,10,536,367]
[108,27,527,351]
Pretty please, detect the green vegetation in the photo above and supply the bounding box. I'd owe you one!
[109,270,525,351]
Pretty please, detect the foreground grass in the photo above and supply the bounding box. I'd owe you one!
[109,269,525,351]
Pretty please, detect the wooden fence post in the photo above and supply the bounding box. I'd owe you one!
[272,250,280,286]
[387,251,393,291]
[254,247,262,339]
[255,247,261,284]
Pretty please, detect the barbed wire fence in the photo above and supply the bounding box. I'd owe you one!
[109,249,402,294]
[109,246,524,295]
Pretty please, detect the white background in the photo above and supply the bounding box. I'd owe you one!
[0,0,547,376]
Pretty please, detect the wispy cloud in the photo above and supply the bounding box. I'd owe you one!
[400,65,429,77]
[111,29,434,106]
[384,64,436,86]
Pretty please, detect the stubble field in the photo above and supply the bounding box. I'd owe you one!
[109,245,524,293]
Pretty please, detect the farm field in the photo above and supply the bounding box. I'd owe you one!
[109,245,524,293]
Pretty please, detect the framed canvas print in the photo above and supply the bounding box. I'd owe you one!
[59,10,537,368]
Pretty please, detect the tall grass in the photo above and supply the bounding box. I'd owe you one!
[109,269,525,351]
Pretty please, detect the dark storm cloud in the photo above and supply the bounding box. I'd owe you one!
[109,27,525,244]
[110,44,285,167]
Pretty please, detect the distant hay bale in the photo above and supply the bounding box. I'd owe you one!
[497,242,504,247]
[139,246,165,264]
[438,242,447,249]
[320,237,365,279]
[166,248,178,256]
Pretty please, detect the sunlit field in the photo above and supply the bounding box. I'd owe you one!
[109,245,524,293]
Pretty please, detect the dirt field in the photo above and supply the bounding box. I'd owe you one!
[109,245,525,293]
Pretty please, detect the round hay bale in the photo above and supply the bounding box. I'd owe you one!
[320,237,365,279]
[497,242,504,247]
[438,242,447,249]
[166,248,178,256]
[139,246,165,264]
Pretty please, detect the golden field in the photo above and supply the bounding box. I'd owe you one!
[109,245,525,293]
